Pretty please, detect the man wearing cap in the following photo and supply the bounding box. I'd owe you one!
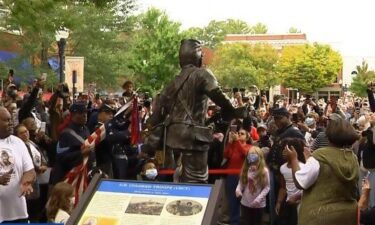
[50,102,95,185]
[267,107,304,172]
[88,100,117,178]
[266,107,304,224]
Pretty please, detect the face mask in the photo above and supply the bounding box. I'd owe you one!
[247,153,259,164]
[145,168,158,180]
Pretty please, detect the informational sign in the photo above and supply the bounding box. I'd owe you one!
[65,56,84,92]
[76,180,212,225]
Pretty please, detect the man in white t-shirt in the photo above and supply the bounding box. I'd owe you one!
[0,107,36,223]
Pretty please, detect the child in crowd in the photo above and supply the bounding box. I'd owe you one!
[137,160,158,181]
[236,146,270,225]
[223,127,252,225]
[46,182,74,224]
[276,138,306,225]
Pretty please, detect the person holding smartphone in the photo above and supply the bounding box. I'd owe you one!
[283,114,359,225]
[223,127,252,225]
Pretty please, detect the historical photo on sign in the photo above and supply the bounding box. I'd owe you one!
[166,200,203,216]
[125,197,166,216]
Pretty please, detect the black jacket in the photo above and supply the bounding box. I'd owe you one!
[50,123,94,185]
[363,128,375,169]
[266,124,305,171]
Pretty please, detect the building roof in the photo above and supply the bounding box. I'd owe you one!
[223,33,308,50]
[224,33,307,42]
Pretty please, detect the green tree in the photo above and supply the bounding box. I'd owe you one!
[210,43,279,90]
[183,19,253,49]
[251,22,268,34]
[288,27,301,33]
[0,0,136,89]
[66,1,136,88]
[127,7,184,93]
[350,60,375,97]
[0,61,9,81]
[278,43,343,93]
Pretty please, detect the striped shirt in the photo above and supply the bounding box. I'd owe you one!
[311,131,329,151]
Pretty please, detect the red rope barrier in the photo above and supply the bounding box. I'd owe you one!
[158,168,241,175]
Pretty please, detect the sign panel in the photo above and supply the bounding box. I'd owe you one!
[77,180,212,225]
[65,56,84,92]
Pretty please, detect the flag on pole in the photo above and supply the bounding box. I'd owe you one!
[131,97,140,146]
[63,97,135,205]
[64,124,106,205]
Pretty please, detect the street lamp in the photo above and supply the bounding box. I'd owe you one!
[55,30,69,83]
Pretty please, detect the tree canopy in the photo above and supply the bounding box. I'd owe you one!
[278,43,342,94]
[183,19,267,49]
[210,43,279,90]
[288,27,301,33]
[126,7,185,93]
[0,0,137,89]
[350,60,375,97]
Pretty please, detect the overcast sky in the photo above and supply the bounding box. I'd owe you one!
[139,0,375,58]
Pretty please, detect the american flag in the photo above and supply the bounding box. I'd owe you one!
[64,124,106,205]
[64,98,134,205]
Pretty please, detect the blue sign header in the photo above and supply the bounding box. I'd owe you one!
[97,181,212,198]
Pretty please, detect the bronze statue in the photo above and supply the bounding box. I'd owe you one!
[143,39,247,183]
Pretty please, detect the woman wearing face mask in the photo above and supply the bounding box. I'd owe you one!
[46,182,74,224]
[235,147,270,225]
[223,128,252,225]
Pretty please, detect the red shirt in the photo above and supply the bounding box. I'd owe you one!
[250,126,259,141]
[224,141,251,170]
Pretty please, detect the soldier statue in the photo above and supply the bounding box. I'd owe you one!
[142,39,247,183]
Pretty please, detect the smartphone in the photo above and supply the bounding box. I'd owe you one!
[230,125,237,132]
[40,122,46,133]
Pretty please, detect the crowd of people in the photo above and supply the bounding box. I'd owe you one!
[212,85,375,225]
[0,74,158,223]
[0,39,374,225]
